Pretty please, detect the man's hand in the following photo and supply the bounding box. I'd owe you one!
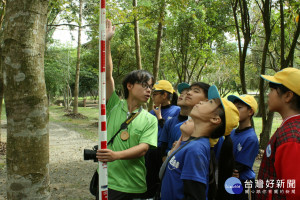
[106,19,115,42]
[96,149,119,162]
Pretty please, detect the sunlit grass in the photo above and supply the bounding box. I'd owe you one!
[49,105,98,141]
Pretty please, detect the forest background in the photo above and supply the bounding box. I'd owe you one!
[0,0,299,199]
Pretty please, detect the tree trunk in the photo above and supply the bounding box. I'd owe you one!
[257,0,272,150]
[133,0,142,70]
[0,0,6,143]
[149,0,166,111]
[2,0,50,199]
[260,111,274,149]
[152,2,165,84]
[232,0,251,94]
[73,0,82,114]
[0,47,3,142]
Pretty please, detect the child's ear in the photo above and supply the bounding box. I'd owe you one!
[162,92,168,99]
[284,91,294,103]
[210,115,221,125]
[248,108,254,116]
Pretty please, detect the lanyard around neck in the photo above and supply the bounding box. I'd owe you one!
[108,107,143,145]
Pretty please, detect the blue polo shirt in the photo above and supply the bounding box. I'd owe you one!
[230,127,259,180]
[159,115,188,153]
[150,105,180,146]
[161,137,210,200]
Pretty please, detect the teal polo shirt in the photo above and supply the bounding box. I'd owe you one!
[106,91,158,193]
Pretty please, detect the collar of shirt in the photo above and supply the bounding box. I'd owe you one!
[279,114,300,128]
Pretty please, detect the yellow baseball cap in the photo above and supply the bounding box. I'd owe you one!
[227,94,258,113]
[208,85,239,136]
[261,67,300,96]
[153,80,175,93]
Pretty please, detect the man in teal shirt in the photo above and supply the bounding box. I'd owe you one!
[96,19,158,200]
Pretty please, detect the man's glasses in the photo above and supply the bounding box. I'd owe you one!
[140,82,153,89]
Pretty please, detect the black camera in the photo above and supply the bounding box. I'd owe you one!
[84,145,98,162]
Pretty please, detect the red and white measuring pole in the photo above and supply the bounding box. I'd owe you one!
[98,0,108,199]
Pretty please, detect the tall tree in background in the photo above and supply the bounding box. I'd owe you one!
[2,0,50,198]
[256,0,274,149]
[231,0,253,94]
[152,0,166,83]
[0,0,6,141]
[73,0,82,114]
[133,0,142,69]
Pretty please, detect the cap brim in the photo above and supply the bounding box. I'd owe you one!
[208,85,221,100]
[227,95,250,108]
[178,83,190,93]
[208,85,225,109]
[260,75,282,85]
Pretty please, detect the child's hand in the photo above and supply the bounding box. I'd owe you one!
[169,135,183,156]
[153,104,162,119]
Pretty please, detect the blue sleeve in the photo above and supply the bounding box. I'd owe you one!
[181,145,209,185]
[159,119,171,143]
[235,137,259,168]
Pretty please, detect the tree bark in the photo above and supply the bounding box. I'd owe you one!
[232,0,251,94]
[73,0,82,114]
[149,0,166,111]
[133,0,142,70]
[279,0,285,68]
[257,0,273,149]
[0,47,3,142]
[0,0,6,143]
[2,0,50,199]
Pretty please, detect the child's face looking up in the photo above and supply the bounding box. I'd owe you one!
[180,119,194,135]
[190,98,222,121]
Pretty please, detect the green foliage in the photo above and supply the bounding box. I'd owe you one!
[44,42,76,98]
[44,0,299,101]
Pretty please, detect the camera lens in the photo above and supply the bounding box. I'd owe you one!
[84,149,97,161]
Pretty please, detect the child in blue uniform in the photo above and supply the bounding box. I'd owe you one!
[159,82,190,161]
[228,94,259,199]
[160,82,210,155]
[161,85,239,200]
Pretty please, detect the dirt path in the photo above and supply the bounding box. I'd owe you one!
[0,122,98,200]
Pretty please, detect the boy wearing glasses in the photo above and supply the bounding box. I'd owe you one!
[96,19,158,200]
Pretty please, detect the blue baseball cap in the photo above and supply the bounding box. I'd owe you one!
[177,82,190,94]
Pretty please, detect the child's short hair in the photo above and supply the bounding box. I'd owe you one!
[269,82,300,111]
[122,70,154,99]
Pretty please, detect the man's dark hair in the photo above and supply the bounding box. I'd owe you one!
[122,70,154,99]
[269,82,300,111]
[190,82,210,98]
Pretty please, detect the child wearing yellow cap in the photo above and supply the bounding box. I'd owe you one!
[160,85,239,200]
[228,94,259,199]
[256,67,300,200]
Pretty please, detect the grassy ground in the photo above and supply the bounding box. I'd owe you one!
[49,105,99,141]
[253,114,282,139]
